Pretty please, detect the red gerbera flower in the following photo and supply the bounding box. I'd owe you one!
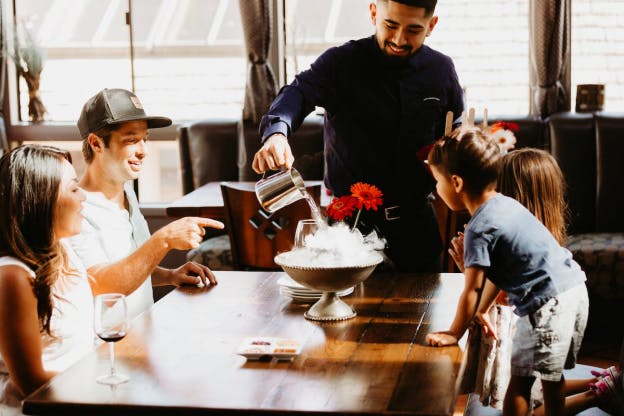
[326,195,358,221]
[350,182,384,211]
[490,121,519,133]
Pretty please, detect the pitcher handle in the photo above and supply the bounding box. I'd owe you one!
[260,167,290,181]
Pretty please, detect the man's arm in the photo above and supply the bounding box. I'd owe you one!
[87,217,223,296]
[253,47,341,173]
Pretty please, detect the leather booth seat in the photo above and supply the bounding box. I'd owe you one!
[178,114,545,192]
[548,112,624,342]
[178,114,325,195]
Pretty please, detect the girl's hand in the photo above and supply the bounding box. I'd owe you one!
[448,232,465,272]
[425,330,459,347]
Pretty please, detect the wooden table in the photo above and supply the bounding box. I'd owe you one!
[24,271,466,416]
[166,181,330,219]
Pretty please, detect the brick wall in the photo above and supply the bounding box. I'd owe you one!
[572,0,624,111]
[428,0,529,115]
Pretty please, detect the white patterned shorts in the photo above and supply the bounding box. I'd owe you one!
[511,284,589,382]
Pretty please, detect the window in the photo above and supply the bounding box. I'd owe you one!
[429,1,529,115]
[571,0,624,111]
[284,0,530,116]
[13,0,133,122]
[12,0,247,202]
[13,0,247,122]
[129,0,246,120]
[284,0,371,79]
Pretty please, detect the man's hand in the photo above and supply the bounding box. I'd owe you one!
[166,261,218,287]
[426,330,459,347]
[448,231,465,272]
[252,133,295,173]
[155,217,224,251]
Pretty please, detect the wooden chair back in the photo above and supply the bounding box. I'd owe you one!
[220,182,321,270]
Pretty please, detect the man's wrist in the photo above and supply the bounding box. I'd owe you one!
[261,121,289,142]
[152,266,174,286]
[268,133,287,142]
[164,267,175,284]
[151,229,170,251]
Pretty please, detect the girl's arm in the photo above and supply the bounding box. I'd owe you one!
[426,266,487,347]
[0,266,53,396]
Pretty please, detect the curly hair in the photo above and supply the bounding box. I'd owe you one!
[0,144,73,335]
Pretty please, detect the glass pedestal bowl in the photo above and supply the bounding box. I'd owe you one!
[274,251,383,321]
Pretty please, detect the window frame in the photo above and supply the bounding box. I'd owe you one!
[5,0,267,143]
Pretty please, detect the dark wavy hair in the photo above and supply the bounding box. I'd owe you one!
[0,144,73,335]
[428,126,501,196]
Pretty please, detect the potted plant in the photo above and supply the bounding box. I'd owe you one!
[10,22,46,122]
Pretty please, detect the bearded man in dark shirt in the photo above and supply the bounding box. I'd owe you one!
[253,0,464,272]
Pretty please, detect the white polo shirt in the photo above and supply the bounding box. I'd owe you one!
[68,182,154,319]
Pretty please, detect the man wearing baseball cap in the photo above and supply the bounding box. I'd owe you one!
[68,88,224,318]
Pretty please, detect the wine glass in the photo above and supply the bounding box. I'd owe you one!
[94,293,130,385]
[294,219,321,248]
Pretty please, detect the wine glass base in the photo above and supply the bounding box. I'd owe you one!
[96,373,129,386]
[303,291,356,321]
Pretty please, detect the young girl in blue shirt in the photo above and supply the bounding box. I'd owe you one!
[425,127,588,415]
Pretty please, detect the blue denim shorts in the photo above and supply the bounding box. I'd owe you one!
[511,284,589,382]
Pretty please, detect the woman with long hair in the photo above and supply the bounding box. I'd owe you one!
[0,145,93,415]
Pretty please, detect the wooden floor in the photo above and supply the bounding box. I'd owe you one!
[453,339,621,415]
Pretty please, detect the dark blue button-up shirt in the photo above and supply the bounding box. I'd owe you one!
[260,35,464,204]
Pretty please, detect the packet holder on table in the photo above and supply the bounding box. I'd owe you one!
[237,337,303,361]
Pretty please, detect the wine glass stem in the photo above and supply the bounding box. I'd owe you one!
[108,342,116,377]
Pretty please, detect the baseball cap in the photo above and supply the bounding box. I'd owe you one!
[77,88,172,139]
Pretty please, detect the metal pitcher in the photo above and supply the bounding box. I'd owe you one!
[255,168,306,213]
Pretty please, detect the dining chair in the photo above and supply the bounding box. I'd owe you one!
[221,181,321,270]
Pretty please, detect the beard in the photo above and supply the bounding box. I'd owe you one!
[379,42,414,67]
[374,34,416,67]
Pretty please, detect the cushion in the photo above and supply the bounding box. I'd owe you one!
[566,233,624,342]
[566,233,624,300]
[187,234,234,271]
